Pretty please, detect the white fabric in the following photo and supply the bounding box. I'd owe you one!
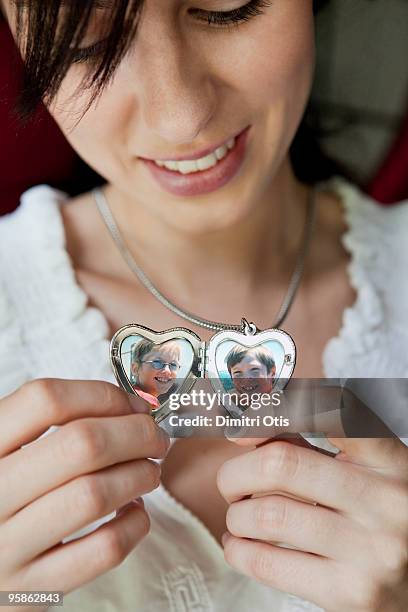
[0,177,407,612]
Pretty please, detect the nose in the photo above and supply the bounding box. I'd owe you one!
[134,22,217,145]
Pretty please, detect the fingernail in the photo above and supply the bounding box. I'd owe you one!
[224,426,243,441]
[225,435,239,443]
[128,394,151,414]
[224,419,247,440]
[221,531,230,547]
[117,498,143,516]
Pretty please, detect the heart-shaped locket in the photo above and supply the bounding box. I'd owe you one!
[110,320,296,423]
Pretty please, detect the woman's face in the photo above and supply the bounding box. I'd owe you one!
[3,0,315,231]
[132,345,180,396]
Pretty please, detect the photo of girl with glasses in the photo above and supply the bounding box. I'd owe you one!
[130,339,181,408]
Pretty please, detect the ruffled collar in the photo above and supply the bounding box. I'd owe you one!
[320,176,391,377]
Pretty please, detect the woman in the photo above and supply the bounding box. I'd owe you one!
[0,1,407,611]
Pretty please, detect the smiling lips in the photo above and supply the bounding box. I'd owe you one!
[140,126,250,196]
[154,376,172,385]
[237,383,260,393]
[153,137,236,174]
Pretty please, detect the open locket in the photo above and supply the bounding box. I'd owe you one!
[110,319,296,423]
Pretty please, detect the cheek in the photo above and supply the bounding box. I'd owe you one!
[47,68,134,178]
[226,5,315,121]
[234,6,315,175]
[137,367,148,382]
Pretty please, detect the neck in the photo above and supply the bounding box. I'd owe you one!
[104,160,311,318]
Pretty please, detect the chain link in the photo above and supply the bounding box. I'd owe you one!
[93,186,318,332]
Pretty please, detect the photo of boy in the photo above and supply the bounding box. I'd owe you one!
[226,344,276,404]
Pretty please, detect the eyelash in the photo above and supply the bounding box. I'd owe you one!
[72,0,271,64]
[191,0,272,26]
[71,40,108,64]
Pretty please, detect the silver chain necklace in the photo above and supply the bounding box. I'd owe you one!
[93,186,317,333]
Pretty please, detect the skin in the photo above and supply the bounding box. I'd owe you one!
[1,1,407,610]
[131,344,181,396]
[0,379,169,612]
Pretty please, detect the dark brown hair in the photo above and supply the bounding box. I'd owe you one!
[13,0,330,118]
[13,0,143,119]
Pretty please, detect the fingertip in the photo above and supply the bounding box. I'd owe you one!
[221,531,231,547]
[116,497,145,517]
[128,394,151,414]
[225,435,268,446]
[224,427,243,442]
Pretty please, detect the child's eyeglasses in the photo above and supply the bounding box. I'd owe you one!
[142,359,180,372]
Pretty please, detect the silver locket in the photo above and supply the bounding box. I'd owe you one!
[110,319,296,423]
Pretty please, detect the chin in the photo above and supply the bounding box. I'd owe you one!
[158,185,262,235]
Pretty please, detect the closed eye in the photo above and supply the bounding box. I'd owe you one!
[190,0,272,28]
[71,0,272,63]
[71,39,109,64]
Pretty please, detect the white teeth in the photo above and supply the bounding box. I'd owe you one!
[215,144,228,160]
[154,137,236,173]
[164,160,178,171]
[197,153,217,172]
[178,160,199,174]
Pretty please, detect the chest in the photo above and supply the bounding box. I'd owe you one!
[77,260,354,380]
[71,267,355,542]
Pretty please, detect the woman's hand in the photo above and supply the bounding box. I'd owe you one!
[217,435,408,612]
[0,378,170,611]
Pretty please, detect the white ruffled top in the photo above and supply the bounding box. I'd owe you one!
[0,177,407,612]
